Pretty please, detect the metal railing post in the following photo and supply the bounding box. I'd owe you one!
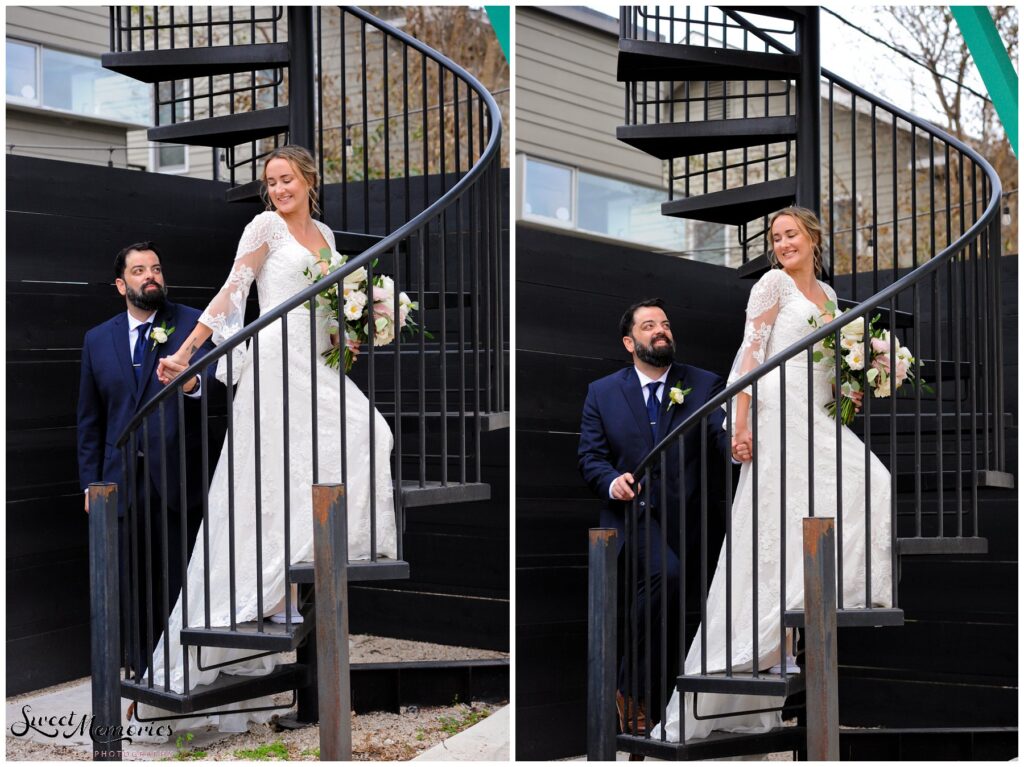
[587,528,617,761]
[313,483,352,761]
[89,482,122,761]
[287,6,315,152]
[803,517,839,761]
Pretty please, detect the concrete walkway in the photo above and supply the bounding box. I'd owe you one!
[7,677,509,761]
[412,705,509,761]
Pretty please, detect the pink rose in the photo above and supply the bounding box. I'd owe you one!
[871,337,892,355]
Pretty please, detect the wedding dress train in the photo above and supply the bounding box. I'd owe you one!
[654,269,892,742]
[136,211,397,731]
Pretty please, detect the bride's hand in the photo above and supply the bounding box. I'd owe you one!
[157,348,191,385]
[732,426,753,462]
[849,390,864,413]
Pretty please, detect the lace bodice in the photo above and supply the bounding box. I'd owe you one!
[199,211,333,342]
[727,268,838,395]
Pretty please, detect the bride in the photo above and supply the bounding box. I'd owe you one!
[654,207,892,741]
[141,145,398,729]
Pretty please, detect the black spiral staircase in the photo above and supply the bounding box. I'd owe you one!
[97,5,506,730]
[604,6,1015,760]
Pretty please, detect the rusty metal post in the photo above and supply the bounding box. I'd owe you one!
[587,528,617,761]
[803,517,839,760]
[313,483,351,761]
[89,482,122,761]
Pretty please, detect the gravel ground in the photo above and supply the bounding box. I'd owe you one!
[6,635,507,762]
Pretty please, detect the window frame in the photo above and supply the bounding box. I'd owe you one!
[6,37,152,127]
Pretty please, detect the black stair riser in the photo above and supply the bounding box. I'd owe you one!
[617,39,800,83]
[615,117,798,160]
[148,107,290,148]
[122,662,308,714]
[101,44,291,83]
[351,660,508,714]
[838,728,1018,761]
[661,177,796,226]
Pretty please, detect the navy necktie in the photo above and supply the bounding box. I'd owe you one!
[133,322,151,384]
[646,381,661,440]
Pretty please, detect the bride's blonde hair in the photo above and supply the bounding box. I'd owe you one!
[768,206,824,276]
[260,145,322,217]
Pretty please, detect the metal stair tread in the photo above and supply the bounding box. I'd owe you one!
[288,558,410,584]
[662,177,796,225]
[380,410,509,431]
[618,725,804,760]
[676,668,804,696]
[401,480,490,507]
[101,43,290,83]
[148,106,290,148]
[122,662,308,714]
[784,607,904,628]
[897,536,989,555]
[617,39,800,82]
[616,116,798,160]
[180,617,311,651]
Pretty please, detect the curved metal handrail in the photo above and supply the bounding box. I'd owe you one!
[630,71,1002,479]
[115,6,502,449]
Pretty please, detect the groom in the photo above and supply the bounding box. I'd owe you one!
[578,298,731,733]
[77,241,217,672]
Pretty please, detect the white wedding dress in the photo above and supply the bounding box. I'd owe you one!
[654,268,892,742]
[137,211,397,731]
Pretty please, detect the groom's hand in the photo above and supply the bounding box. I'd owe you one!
[611,473,637,501]
[158,351,197,391]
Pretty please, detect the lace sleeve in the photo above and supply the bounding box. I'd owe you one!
[199,212,275,384]
[726,269,785,399]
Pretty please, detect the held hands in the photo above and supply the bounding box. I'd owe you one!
[156,348,197,391]
[732,425,753,462]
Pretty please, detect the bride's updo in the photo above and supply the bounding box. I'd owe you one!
[768,206,824,276]
[260,145,322,217]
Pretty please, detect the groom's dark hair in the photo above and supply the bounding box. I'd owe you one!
[620,298,666,338]
[114,241,163,280]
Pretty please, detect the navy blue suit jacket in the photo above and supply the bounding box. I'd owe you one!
[77,300,216,516]
[578,362,731,554]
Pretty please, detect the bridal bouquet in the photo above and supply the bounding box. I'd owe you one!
[809,302,924,425]
[304,247,424,372]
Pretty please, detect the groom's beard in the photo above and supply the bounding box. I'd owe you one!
[127,281,168,312]
[633,334,675,367]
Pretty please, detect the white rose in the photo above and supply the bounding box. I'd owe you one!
[399,291,417,310]
[371,315,396,345]
[150,327,168,344]
[344,266,368,287]
[874,376,892,398]
[840,335,860,351]
[668,387,686,405]
[896,345,913,364]
[343,287,368,307]
[841,316,865,341]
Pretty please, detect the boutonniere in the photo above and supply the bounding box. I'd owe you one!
[666,380,693,410]
[150,320,175,351]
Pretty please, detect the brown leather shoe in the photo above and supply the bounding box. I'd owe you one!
[616,690,647,734]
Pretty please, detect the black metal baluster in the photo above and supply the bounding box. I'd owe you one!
[226,350,236,628]
[367,257,378,562]
[700,419,708,676]
[912,126,922,537]
[383,35,391,234]
[418,231,427,486]
[142,420,154,687]
[968,162,980,535]
[724,405,733,677]
[834,325,844,609]
[851,94,858,301]
[281,315,292,623]
[311,300,319,487]
[253,334,264,628]
[455,77,467,484]
[177,389,189,692]
[361,20,370,233]
[438,64,449,485]
[778,364,786,679]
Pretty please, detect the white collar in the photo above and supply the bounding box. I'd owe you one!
[634,366,670,390]
[127,310,158,332]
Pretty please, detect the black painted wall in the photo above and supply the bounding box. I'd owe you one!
[6,157,510,695]
[515,225,751,759]
[514,222,1018,759]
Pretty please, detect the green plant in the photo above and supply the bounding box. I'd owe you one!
[437,705,490,736]
[233,741,290,761]
[300,747,320,758]
[167,732,207,761]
